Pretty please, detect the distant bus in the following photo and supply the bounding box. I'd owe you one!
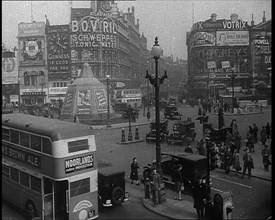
[114,88,142,108]
[2,114,98,220]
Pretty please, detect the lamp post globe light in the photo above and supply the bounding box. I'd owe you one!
[146,37,167,203]
[106,74,111,128]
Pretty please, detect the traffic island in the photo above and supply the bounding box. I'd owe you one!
[116,139,144,145]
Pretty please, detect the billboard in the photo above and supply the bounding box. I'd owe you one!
[2,51,18,84]
[18,37,45,66]
[216,31,249,46]
[18,22,45,37]
[189,31,216,50]
[70,8,118,75]
[47,25,70,81]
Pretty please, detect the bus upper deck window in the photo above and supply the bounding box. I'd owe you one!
[42,138,52,155]
[10,167,19,183]
[20,132,30,148]
[10,129,19,144]
[20,171,30,188]
[31,135,42,152]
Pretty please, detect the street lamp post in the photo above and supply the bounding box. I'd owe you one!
[18,78,21,113]
[146,37,167,182]
[230,73,237,113]
[106,75,111,128]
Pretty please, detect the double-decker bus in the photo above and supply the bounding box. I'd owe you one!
[113,89,142,108]
[2,114,98,220]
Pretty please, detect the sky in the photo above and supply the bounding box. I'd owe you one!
[2,0,272,60]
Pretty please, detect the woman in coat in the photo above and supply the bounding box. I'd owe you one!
[130,157,140,185]
[193,177,208,220]
[232,149,241,176]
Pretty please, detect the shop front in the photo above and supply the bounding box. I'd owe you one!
[21,90,46,105]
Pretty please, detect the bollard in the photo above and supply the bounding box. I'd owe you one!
[128,128,133,141]
[135,126,139,140]
[121,128,126,142]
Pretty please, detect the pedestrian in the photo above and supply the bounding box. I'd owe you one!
[218,107,224,130]
[173,164,183,201]
[224,147,232,174]
[266,123,271,139]
[246,131,254,152]
[198,106,202,116]
[193,177,208,220]
[184,143,193,153]
[235,132,242,152]
[260,126,267,146]
[225,130,234,149]
[262,144,271,172]
[150,168,161,205]
[197,139,206,156]
[146,110,151,121]
[232,149,241,176]
[130,157,140,185]
[241,148,254,179]
[219,142,226,169]
[230,119,238,139]
[252,124,258,143]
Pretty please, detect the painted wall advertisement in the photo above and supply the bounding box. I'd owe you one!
[189,32,216,50]
[94,89,107,112]
[47,25,71,81]
[216,31,249,46]
[18,22,45,37]
[62,91,74,115]
[77,90,92,113]
[253,36,271,74]
[70,8,117,66]
[2,51,18,84]
[18,37,45,66]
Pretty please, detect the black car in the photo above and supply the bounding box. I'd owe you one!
[146,119,169,142]
[205,124,232,144]
[167,118,196,145]
[164,105,182,120]
[160,152,209,193]
[98,161,129,208]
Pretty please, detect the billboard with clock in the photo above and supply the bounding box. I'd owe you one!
[47,25,71,81]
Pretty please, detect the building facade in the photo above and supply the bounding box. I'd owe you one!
[186,13,251,100]
[17,21,48,105]
[186,12,271,101]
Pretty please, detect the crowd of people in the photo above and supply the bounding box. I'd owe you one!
[196,119,272,178]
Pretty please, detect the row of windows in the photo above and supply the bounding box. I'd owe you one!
[2,164,41,193]
[122,90,141,94]
[53,82,67,87]
[2,127,52,155]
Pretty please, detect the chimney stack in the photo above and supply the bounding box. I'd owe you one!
[211,13,217,22]
[251,14,254,26]
[230,13,238,22]
[262,11,266,22]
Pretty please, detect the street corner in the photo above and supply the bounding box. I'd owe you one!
[142,197,197,220]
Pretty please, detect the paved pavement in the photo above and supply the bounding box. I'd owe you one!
[92,105,272,220]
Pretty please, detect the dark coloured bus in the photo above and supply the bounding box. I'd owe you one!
[2,114,98,220]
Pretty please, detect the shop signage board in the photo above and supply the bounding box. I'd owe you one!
[18,22,45,37]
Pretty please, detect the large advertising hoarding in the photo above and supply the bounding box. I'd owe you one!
[18,22,46,66]
[253,36,271,75]
[47,25,71,81]
[18,22,45,37]
[189,31,216,50]
[18,37,45,66]
[2,51,18,84]
[189,46,249,77]
[70,8,118,78]
[216,31,249,46]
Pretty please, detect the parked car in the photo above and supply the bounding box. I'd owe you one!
[98,160,129,208]
[166,118,196,145]
[205,124,232,144]
[146,119,169,142]
[164,105,182,120]
[160,152,209,194]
